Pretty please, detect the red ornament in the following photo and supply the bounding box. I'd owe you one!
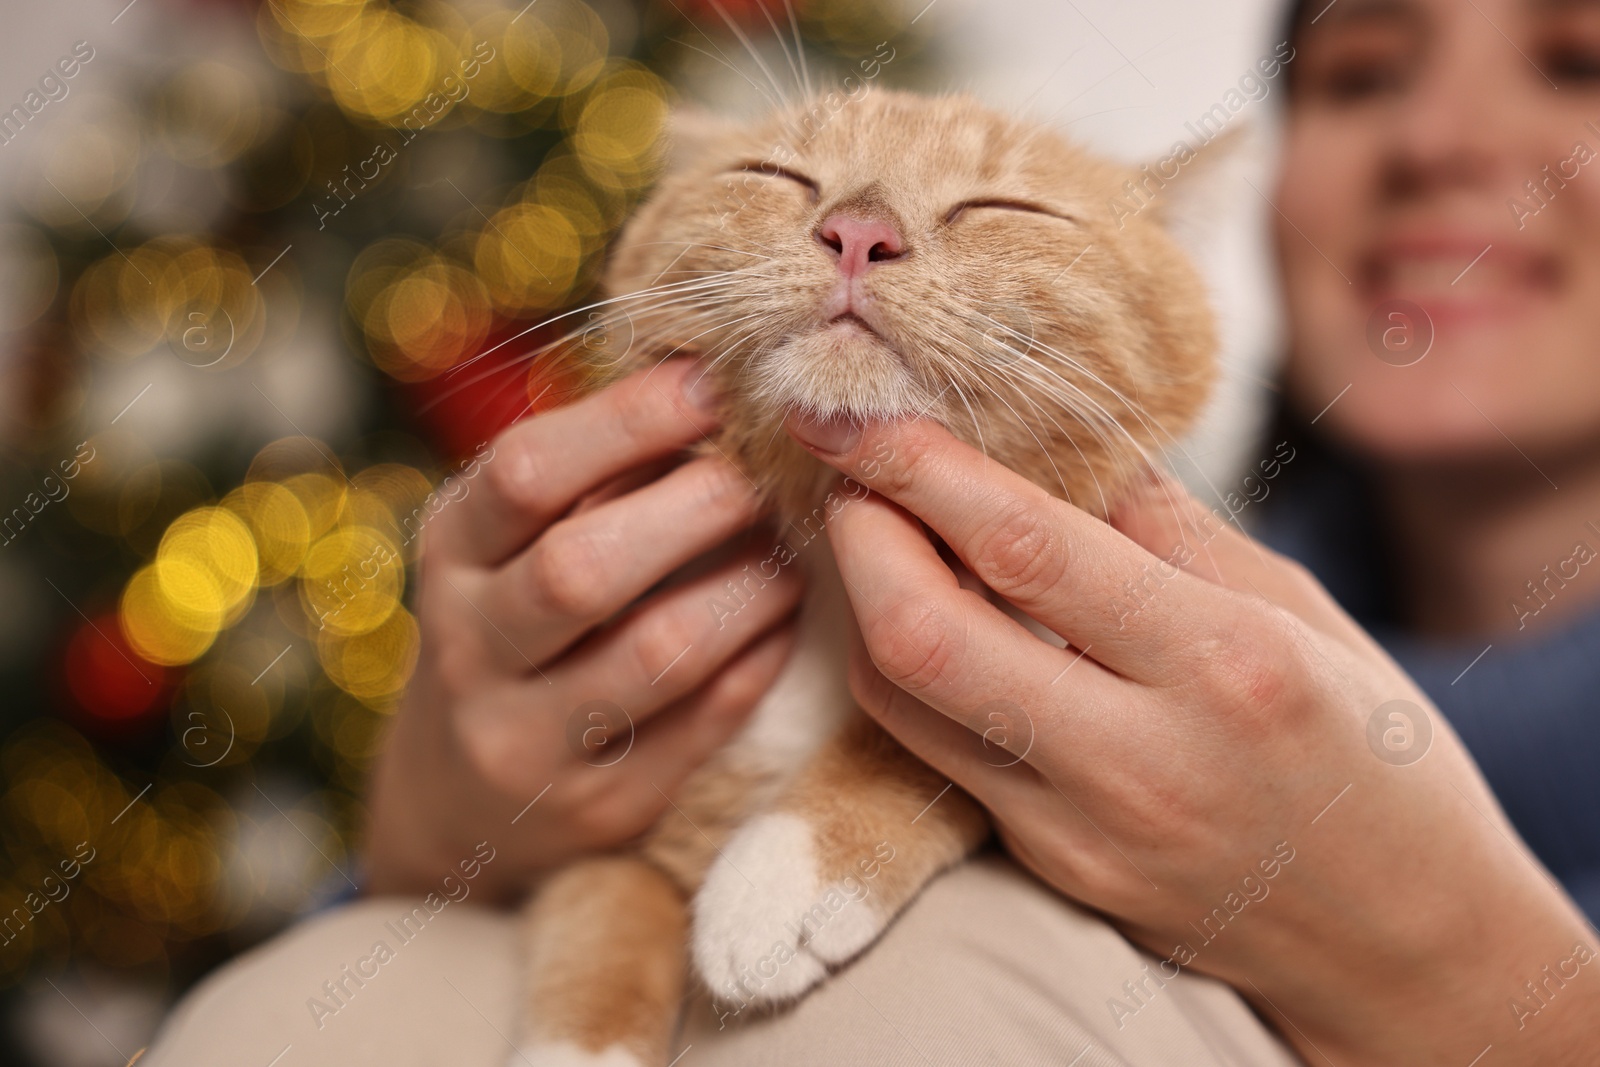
[403,317,583,462]
[63,614,171,726]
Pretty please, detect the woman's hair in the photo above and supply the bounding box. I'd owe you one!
[1279,0,1316,99]
[1253,0,1360,525]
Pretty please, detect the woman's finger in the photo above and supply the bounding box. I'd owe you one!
[433,358,722,567]
[845,627,1042,811]
[827,488,1128,749]
[478,622,799,852]
[485,455,764,665]
[450,551,800,803]
[789,413,1243,685]
[620,624,798,800]
[552,543,805,713]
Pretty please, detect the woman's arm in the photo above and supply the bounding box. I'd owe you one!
[363,359,803,904]
[787,412,1600,1067]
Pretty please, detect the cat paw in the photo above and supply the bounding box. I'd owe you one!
[512,1041,645,1067]
[691,812,886,1008]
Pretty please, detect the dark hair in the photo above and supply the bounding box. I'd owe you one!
[1282,0,1317,40]
[1253,4,1358,522]
[1279,0,1317,100]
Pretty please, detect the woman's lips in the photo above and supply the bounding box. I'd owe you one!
[1358,237,1563,326]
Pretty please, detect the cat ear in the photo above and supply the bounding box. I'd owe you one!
[1123,124,1258,240]
[665,107,743,169]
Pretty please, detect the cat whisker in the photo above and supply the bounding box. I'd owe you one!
[684,318,783,404]
[945,338,1106,512]
[973,316,1171,464]
[424,295,762,429]
[973,323,1240,564]
[947,376,991,464]
[446,272,765,376]
[780,0,813,100]
[627,240,775,261]
[647,310,772,370]
[667,33,789,115]
[421,284,758,414]
[752,0,810,104]
[944,323,1138,489]
[954,315,1130,445]
[704,0,797,113]
[989,352,1144,491]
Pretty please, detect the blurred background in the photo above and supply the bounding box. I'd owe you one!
[0,0,1281,1062]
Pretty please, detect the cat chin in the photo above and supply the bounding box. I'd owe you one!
[746,330,928,422]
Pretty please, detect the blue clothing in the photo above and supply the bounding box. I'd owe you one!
[1253,450,1600,925]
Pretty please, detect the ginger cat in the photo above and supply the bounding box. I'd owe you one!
[515,88,1218,1066]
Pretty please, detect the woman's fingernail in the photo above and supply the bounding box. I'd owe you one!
[786,414,861,455]
[682,361,722,412]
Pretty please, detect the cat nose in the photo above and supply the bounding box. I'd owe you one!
[816,214,905,278]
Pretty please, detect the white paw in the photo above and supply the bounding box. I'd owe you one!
[513,1042,644,1067]
[691,813,887,1009]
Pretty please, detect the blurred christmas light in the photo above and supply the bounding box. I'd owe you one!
[280,471,347,542]
[326,10,451,123]
[158,507,259,620]
[63,615,171,724]
[70,238,265,366]
[570,64,667,191]
[316,605,418,704]
[121,564,225,667]
[221,482,312,587]
[367,257,492,379]
[474,199,585,312]
[299,524,403,636]
[470,8,561,111]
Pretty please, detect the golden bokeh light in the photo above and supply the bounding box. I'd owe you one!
[569,65,668,192]
[222,482,312,586]
[530,158,613,241]
[316,603,419,703]
[156,507,260,623]
[352,463,434,549]
[261,0,483,127]
[469,9,562,112]
[70,238,265,365]
[474,200,584,313]
[326,10,449,124]
[281,472,348,542]
[532,0,609,98]
[120,505,261,666]
[363,257,491,380]
[299,524,403,636]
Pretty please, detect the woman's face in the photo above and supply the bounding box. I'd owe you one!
[1277,0,1600,464]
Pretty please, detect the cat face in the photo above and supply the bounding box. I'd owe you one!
[601,90,1216,517]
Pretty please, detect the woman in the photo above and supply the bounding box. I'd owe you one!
[144,0,1600,1063]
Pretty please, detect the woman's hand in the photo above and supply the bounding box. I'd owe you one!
[364,360,803,904]
[786,414,1600,1067]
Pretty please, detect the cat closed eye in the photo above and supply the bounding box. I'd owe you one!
[945,198,1076,225]
[734,163,820,196]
